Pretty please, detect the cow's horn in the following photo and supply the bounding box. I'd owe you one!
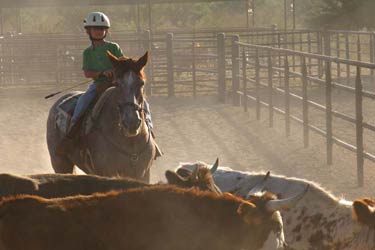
[266,184,309,212]
[210,158,219,174]
[246,171,270,198]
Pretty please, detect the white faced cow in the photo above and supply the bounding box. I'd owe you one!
[176,161,375,250]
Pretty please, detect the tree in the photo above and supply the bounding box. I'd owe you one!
[308,0,375,29]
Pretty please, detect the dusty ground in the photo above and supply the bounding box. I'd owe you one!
[0,84,374,200]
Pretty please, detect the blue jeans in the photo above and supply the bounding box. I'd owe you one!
[71,83,97,127]
[70,82,153,130]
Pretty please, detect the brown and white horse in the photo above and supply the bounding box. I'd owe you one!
[47,52,156,182]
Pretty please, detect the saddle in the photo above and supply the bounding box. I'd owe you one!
[55,87,116,137]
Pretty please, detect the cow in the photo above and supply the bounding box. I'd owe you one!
[0,159,220,199]
[176,162,375,250]
[0,184,288,250]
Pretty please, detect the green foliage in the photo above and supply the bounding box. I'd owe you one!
[2,0,374,34]
[308,0,375,29]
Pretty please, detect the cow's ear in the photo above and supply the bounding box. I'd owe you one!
[165,170,187,185]
[106,50,120,68]
[352,198,375,226]
[176,168,192,178]
[237,202,257,225]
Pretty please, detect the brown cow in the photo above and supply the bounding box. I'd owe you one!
[0,185,285,250]
[0,160,220,199]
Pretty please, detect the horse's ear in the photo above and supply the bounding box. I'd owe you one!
[106,50,120,68]
[136,51,148,71]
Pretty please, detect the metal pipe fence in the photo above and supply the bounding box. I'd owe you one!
[233,40,375,187]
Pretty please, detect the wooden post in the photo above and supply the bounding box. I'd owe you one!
[357,34,361,61]
[317,31,323,78]
[325,59,333,165]
[284,0,287,31]
[277,30,282,87]
[336,33,341,79]
[192,41,197,98]
[357,34,362,61]
[292,32,296,72]
[252,0,255,27]
[255,49,260,120]
[231,35,240,106]
[307,32,312,75]
[0,8,3,36]
[217,33,226,103]
[324,30,331,56]
[284,55,290,137]
[143,30,152,96]
[242,49,248,112]
[166,33,174,97]
[301,56,309,147]
[292,0,296,30]
[355,67,364,187]
[345,33,350,82]
[267,50,273,128]
[370,34,374,77]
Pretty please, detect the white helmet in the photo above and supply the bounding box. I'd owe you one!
[83,12,110,28]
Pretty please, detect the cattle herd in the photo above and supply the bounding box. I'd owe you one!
[0,159,373,249]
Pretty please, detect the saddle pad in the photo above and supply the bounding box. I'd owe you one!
[56,92,83,135]
[58,92,83,115]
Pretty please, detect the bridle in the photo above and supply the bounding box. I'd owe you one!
[119,101,144,113]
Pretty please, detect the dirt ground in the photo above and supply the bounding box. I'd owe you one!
[0,84,374,201]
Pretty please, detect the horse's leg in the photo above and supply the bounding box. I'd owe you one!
[50,154,74,174]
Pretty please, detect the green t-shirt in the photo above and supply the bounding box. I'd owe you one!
[82,41,124,86]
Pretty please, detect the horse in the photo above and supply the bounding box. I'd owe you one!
[47,51,156,183]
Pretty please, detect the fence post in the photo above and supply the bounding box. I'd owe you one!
[324,30,331,56]
[143,30,152,96]
[345,33,350,82]
[307,32,312,75]
[284,55,290,137]
[301,56,309,147]
[317,31,322,77]
[192,41,197,98]
[255,49,260,120]
[325,59,333,165]
[336,33,341,80]
[267,50,273,128]
[231,35,240,106]
[355,67,364,187]
[370,33,374,78]
[242,49,248,112]
[217,33,226,103]
[166,33,174,97]
[357,35,361,61]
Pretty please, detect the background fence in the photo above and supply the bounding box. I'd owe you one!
[1,27,374,185]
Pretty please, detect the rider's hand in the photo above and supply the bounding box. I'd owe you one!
[99,70,113,79]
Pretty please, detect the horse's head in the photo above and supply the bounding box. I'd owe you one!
[107,51,148,137]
